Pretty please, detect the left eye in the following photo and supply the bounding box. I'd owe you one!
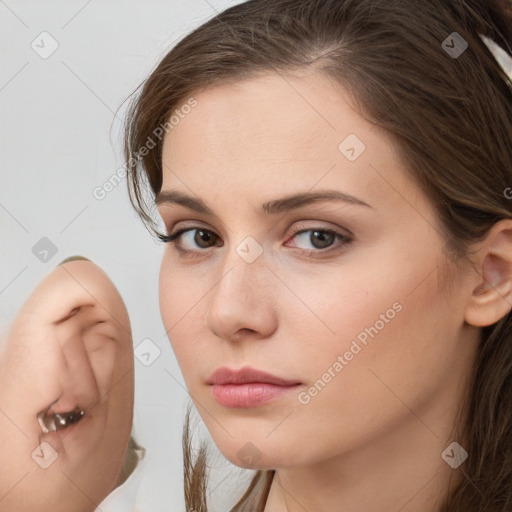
[288,227,350,251]
[158,226,353,256]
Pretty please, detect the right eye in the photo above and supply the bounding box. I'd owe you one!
[158,227,222,256]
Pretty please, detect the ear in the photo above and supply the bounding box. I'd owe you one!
[464,220,512,327]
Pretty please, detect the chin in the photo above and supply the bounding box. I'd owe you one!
[212,436,295,471]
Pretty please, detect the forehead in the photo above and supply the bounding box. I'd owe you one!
[160,71,421,214]
[163,71,376,161]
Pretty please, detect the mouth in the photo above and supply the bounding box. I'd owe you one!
[206,366,303,408]
[210,382,302,408]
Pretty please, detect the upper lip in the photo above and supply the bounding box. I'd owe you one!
[207,366,301,386]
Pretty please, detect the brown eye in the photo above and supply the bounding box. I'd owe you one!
[286,227,352,256]
[194,229,218,248]
[160,224,352,259]
[159,227,222,255]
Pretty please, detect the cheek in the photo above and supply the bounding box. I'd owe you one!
[159,256,192,335]
[158,261,212,379]
[283,265,458,455]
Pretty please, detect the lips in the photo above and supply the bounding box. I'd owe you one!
[206,366,301,386]
[206,367,303,407]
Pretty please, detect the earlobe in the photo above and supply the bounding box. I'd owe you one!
[464,224,512,327]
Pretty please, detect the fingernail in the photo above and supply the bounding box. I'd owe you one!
[57,255,91,266]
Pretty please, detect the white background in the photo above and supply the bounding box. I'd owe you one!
[0,1,253,510]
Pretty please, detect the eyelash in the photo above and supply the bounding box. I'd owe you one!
[158,224,353,258]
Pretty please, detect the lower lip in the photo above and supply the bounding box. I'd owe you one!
[211,383,301,408]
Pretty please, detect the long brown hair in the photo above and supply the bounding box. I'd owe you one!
[122,0,512,510]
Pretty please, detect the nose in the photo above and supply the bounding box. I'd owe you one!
[205,245,278,343]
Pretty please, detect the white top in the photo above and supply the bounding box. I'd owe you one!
[95,451,147,512]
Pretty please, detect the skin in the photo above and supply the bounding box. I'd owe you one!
[157,70,512,511]
[0,260,134,512]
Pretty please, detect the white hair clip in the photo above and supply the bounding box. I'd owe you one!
[479,33,512,85]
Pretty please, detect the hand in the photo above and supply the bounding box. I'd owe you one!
[0,258,134,512]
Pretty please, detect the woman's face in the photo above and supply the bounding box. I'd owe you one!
[157,71,479,469]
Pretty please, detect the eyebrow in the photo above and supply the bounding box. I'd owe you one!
[154,189,373,218]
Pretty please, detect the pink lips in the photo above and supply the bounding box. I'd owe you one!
[206,366,302,408]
